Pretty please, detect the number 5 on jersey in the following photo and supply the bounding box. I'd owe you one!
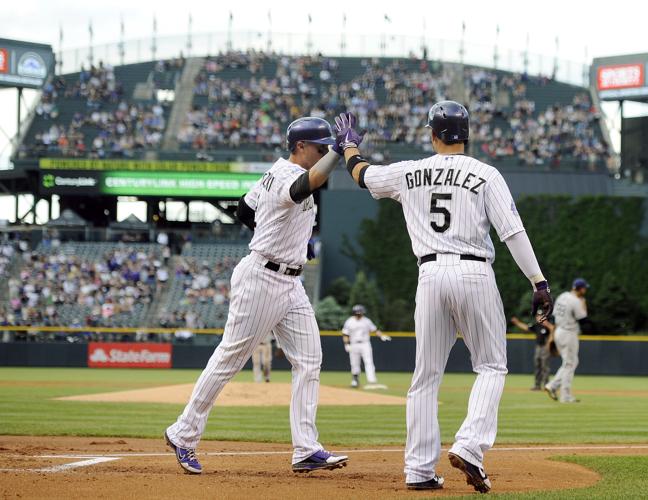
[430,193,451,232]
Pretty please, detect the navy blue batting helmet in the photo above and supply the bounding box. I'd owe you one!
[286,117,336,152]
[426,100,469,144]
[352,304,366,315]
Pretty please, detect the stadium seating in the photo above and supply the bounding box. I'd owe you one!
[17,51,609,171]
[20,59,184,159]
[161,244,249,329]
[6,242,163,332]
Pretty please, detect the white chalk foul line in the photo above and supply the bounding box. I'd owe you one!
[31,443,648,459]
[0,456,120,473]
[1,444,647,474]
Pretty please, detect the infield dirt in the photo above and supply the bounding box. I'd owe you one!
[4,436,647,499]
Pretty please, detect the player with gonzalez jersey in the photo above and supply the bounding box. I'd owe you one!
[333,104,552,492]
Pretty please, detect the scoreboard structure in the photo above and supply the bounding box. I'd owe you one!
[0,38,54,89]
[591,53,648,179]
[591,53,648,102]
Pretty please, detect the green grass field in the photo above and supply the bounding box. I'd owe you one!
[1,368,647,444]
[1,367,647,498]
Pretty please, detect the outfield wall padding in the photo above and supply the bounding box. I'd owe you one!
[1,338,647,375]
[0,343,87,367]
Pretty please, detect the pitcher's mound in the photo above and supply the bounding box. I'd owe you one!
[57,382,406,406]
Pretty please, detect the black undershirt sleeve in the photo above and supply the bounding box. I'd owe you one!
[289,171,313,203]
[358,165,369,189]
[236,195,256,231]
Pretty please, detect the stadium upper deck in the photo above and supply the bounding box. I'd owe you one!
[13,50,610,172]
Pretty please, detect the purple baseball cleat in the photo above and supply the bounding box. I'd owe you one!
[165,432,202,474]
[292,449,349,472]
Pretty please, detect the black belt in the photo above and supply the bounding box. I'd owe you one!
[419,254,486,265]
[264,261,303,276]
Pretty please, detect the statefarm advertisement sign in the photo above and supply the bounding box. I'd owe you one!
[88,342,172,368]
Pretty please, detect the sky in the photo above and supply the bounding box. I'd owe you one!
[1,0,648,219]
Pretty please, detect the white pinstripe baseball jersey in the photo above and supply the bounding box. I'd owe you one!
[361,152,518,484]
[342,316,378,343]
[363,154,524,259]
[245,158,316,266]
[166,156,332,467]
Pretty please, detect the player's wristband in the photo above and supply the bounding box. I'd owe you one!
[346,154,368,176]
[531,273,547,291]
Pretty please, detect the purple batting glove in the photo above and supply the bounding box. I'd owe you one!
[333,112,364,154]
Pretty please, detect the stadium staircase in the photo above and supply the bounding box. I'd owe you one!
[141,255,179,327]
[162,244,249,328]
[162,57,205,150]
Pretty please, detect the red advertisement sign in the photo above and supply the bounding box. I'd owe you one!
[0,49,8,73]
[88,342,172,368]
[597,64,644,90]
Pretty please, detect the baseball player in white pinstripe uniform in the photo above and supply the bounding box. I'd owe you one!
[342,304,391,388]
[334,103,553,492]
[165,117,348,474]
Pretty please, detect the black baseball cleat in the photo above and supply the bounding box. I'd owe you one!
[292,450,348,473]
[448,452,491,493]
[406,474,444,490]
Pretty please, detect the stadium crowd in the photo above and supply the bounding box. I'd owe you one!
[0,237,245,340]
[19,50,608,170]
[4,246,164,332]
[171,256,236,308]
[176,51,607,170]
[22,61,172,159]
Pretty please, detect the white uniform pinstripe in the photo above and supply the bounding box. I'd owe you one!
[342,316,380,383]
[546,291,587,401]
[166,158,324,464]
[363,153,524,483]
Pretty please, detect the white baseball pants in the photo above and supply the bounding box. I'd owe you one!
[547,327,579,402]
[349,342,377,383]
[166,251,323,463]
[405,255,508,483]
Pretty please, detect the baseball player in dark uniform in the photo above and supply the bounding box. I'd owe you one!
[333,104,552,493]
[511,313,555,390]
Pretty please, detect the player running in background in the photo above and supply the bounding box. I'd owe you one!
[545,278,590,403]
[165,117,348,475]
[334,104,552,492]
[341,304,391,389]
[252,332,274,383]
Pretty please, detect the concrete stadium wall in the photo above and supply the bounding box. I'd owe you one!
[1,337,647,376]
